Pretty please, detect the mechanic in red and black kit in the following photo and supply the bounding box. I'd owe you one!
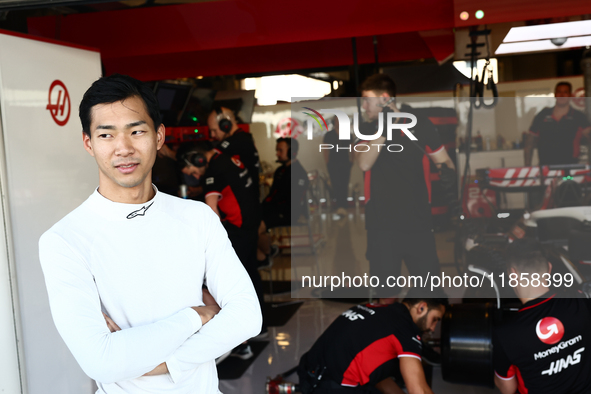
[297,288,447,393]
[208,106,261,197]
[355,74,456,297]
[177,141,266,344]
[493,239,591,394]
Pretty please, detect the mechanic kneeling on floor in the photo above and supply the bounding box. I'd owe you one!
[493,238,591,394]
[298,288,448,394]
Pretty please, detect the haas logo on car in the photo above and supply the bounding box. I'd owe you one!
[536,317,565,345]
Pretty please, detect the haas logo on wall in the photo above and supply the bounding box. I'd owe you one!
[536,317,565,345]
[275,117,304,138]
[46,80,71,126]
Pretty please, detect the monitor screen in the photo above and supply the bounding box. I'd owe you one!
[155,82,192,127]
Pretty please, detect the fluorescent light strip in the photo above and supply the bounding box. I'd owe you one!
[503,20,591,43]
[495,35,591,55]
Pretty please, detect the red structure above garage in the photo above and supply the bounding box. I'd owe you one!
[27,0,591,81]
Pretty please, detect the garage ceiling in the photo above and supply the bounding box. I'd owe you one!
[24,0,591,81]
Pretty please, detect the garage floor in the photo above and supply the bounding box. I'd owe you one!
[220,296,498,394]
[220,207,500,393]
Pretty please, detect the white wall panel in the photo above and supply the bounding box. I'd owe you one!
[0,33,101,394]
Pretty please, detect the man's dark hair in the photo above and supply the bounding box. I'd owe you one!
[555,81,572,93]
[79,74,162,137]
[176,140,213,169]
[277,137,299,158]
[360,74,397,97]
[505,238,549,274]
[403,287,448,310]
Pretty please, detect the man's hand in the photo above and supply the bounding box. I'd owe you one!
[202,287,219,307]
[399,357,434,394]
[192,305,221,325]
[192,288,221,326]
[143,362,169,376]
[495,374,517,394]
[103,313,121,333]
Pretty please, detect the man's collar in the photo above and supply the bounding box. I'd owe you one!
[519,291,556,312]
[90,185,160,221]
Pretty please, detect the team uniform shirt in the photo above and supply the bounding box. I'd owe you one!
[529,107,590,165]
[323,129,353,173]
[38,188,262,394]
[357,111,444,232]
[263,160,309,226]
[299,303,422,388]
[203,150,259,232]
[217,129,261,193]
[493,292,591,394]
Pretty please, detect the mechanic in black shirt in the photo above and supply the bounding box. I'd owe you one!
[262,137,309,226]
[298,287,448,394]
[323,116,353,217]
[524,82,591,166]
[355,74,455,297]
[257,137,309,264]
[208,107,261,195]
[177,141,266,347]
[493,238,591,394]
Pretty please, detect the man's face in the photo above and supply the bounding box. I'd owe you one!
[361,90,389,121]
[555,84,572,107]
[208,112,225,141]
[182,164,206,180]
[414,303,445,333]
[276,141,289,163]
[83,96,164,192]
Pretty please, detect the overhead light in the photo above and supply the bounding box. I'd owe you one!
[309,72,331,79]
[496,35,591,55]
[242,77,257,91]
[503,20,591,43]
[241,74,331,105]
[496,20,591,55]
[550,37,567,46]
[459,11,469,21]
[475,10,484,20]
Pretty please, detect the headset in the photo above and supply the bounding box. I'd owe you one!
[215,107,233,134]
[277,137,298,160]
[182,151,207,168]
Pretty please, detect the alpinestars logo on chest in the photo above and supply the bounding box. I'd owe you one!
[127,202,154,219]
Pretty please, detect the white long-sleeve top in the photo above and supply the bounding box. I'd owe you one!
[39,188,262,393]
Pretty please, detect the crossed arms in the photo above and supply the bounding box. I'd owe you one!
[39,208,262,384]
[103,287,221,377]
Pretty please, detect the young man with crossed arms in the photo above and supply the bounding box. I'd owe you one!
[39,74,261,393]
